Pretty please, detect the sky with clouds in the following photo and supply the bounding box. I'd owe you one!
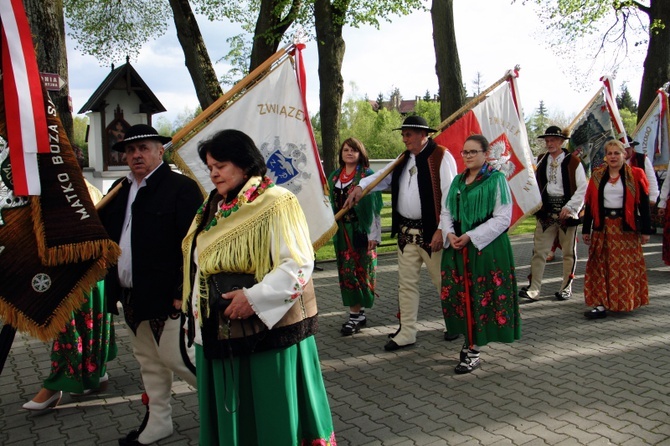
[66,0,648,127]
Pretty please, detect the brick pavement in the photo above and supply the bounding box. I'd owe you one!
[1,233,669,445]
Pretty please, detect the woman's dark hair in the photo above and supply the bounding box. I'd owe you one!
[338,137,370,168]
[465,134,490,153]
[197,129,267,177]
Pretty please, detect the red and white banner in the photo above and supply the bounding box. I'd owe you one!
[632,89,670,171]
[173,47,335,248]
[434,71,541,227]
[0,0,50,196]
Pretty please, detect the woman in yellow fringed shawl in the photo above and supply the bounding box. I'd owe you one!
[440,135,521,374]
[582,139,651,320]
[181,130,335,445]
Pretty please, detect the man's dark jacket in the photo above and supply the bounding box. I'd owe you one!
[98,163,203,321]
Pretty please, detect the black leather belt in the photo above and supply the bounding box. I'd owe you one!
[399,216,422,229]
[603,208,623,217]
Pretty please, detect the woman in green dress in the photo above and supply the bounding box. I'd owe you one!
[440,134,521,374]
[328,138,383,336]
[23,181,116,410]
[182,129,335,445]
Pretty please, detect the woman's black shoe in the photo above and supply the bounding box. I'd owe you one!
[584,307,607,319]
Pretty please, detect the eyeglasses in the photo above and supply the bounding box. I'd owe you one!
[460,150,483,157]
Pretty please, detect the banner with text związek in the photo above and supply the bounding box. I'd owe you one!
[172,45,336,249]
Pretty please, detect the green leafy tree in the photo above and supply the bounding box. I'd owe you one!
[339,99,403,159]
[413,100,442,130]
[423,90,432,101]
[375,92,385,111]
[616,83,638,114]
[518,0,670,121]
[619,107,638,136]
[64,0,223,108]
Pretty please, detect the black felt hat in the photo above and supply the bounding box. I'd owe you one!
[538,125,569,140]
[626,135,640,147]
[393,115,438,133]
[111,124,172,152]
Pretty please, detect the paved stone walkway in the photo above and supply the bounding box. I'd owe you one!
[1,233,669,445]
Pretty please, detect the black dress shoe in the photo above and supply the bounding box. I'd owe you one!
[383,340,414,351]
[584,308,607,319]
[444,332,460,341]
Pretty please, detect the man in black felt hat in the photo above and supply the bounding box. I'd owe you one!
[520,125,587,303]
[625,135,659,204]
[98,124,202,445]
[345,115,458,351]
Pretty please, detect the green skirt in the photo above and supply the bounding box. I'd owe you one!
[43,281,116,393]
[196,335,336,446]
[441,234,521,347]
[334,220,377,308]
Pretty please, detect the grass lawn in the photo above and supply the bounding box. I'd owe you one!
[315,193,536,262]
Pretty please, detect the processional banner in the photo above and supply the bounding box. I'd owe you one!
[172,45,335,249]
[433,69,541,228]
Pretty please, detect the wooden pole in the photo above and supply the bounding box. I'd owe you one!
[169,44,294,146]
[334,155,406,221]
[95,181,123,211]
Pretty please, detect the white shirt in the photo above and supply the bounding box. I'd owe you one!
[627,156,659,203]
[544,152,587,218]
[117,162,164,288]
[603,177,625,209]
[358,143,457,221]
[440,181,513,251]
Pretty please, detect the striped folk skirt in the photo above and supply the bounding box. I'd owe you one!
[584,217,649,312]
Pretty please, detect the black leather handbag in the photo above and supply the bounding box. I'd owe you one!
[207,272,257,339]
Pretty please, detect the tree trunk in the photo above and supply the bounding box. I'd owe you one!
[314,0,348,176]
[431,0,465,121]
[168,0,222,109]
[638,0,670,121]
[249,0,302,71]
[24,0,73,143]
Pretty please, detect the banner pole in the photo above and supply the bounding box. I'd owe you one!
[334,155,406,221]
[170,44,295,146]
[96,181,123,211]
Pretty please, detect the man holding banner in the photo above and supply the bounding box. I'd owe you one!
[520,126,587,303]
[346,116,458,351]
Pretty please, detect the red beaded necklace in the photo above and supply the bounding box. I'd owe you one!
[339,167,356,183]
